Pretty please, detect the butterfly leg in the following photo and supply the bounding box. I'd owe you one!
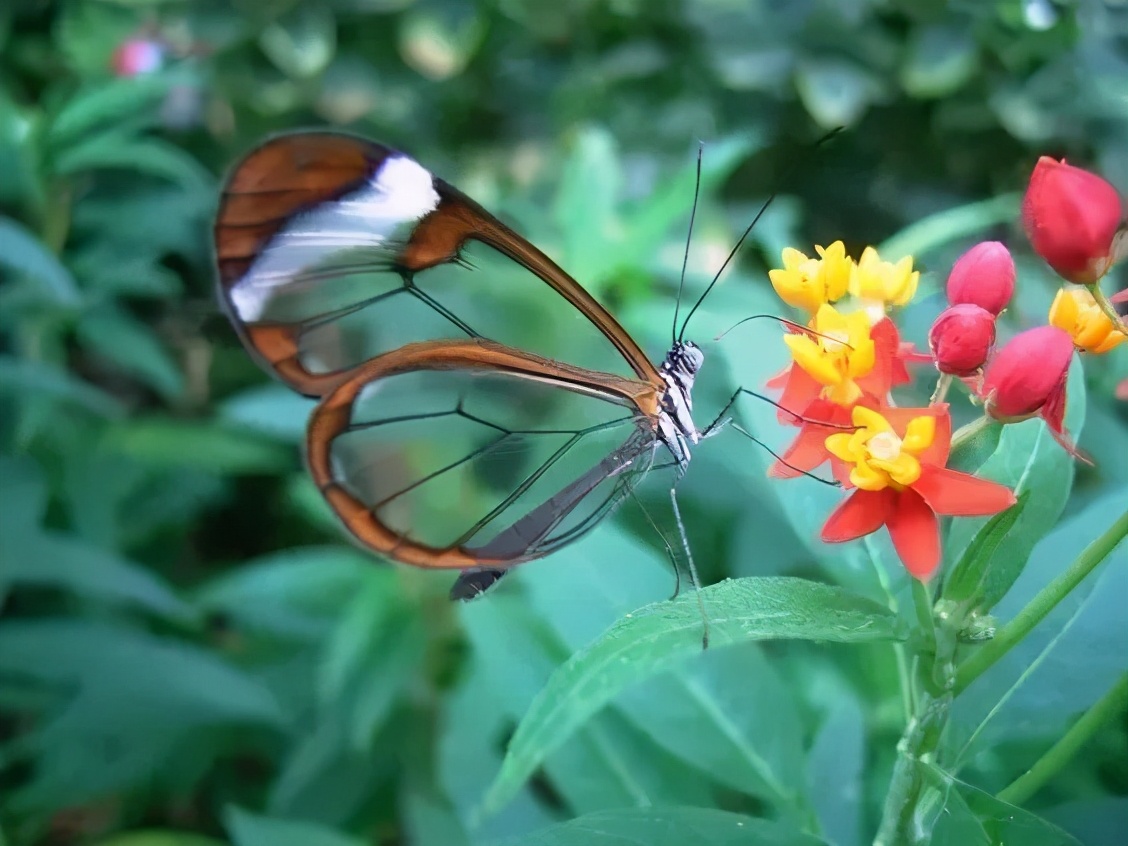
[669,486,710,650]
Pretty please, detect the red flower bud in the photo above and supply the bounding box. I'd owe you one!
[928,304,996,377]
[946,241,1015,315]
[981,326,1073,419]
[1022,157,1125,284]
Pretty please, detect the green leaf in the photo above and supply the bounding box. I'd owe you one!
[0,356,124,418]
[219,384,317,443]
[877,194,1022,264]
[225,807,364,846]
[806,698,865,846]
[193,547,376,641]
[942,490,1031,611]
[92,833,226,846]
[0,620,286,813]
[0,531,192,621]
[76,308,184,399]
[0,215,79,304]
[54,132,213,192]
[901,26,979,98]
[0,454,49,530]
[943,360,1087,607]
[102,418,293,475]
[48,73,181,148]
[486,807,827,846]
[480,577,905,815]
[923,765,1082,846]
[259,5,337,79]
[554,127,622,285]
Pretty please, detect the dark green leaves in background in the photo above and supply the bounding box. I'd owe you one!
[2,1,1126,845]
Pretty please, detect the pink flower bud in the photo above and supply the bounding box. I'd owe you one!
[1022,157,1125,284]
[981,326,1073,419]
[946,241,1015,315]
[928,304,996,377]
[111,38,165,77]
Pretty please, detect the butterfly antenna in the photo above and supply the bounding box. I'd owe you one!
[677,127,845,342]
[714,313,855,350]
[672,143,704,346]
[670,486,709,650]
[729,423,842,487]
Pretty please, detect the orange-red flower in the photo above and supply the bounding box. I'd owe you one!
[1048,287,1127,354]
[1022,157,1125,284]
[820,405,1016,579]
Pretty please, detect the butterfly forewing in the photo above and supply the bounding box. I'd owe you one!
[307,341,661,569]
[216,132,659,397]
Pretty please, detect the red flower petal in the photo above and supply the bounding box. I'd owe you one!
[913,465,1016,517]
[776,364,822,425]
[821,488,897,543]
[886,488,941,579]
[981,326,1074,418]
[946,241,1016,315]
[928,304,997,377]
[769,400,853,480]
[857,317,898,396]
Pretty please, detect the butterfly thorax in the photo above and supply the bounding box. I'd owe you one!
[656,341,704,470]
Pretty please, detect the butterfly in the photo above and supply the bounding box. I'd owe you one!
[214,131,756,600]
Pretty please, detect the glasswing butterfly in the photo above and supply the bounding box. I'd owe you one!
[215,131,753,601]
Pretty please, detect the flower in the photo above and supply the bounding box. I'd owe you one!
[980,325,1085,460]
[768,241,853,313]
[928,304,997,377]
[112,37,165,77]
[1049,288,1127,354]
[849,246,920,316]
[946,241,1015,315]
[821,405,1017,579]
[1021,157,1125,284]
[782,304,875,406]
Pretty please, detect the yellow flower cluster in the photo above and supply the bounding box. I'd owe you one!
[768,240,920,318]
[1048,288,1126,354]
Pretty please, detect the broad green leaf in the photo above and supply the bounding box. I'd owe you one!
[0,215,79,304]
[76,308,184,399]
[555,127,622,285]
[102,418,292,475]
[0,454,48,530]
[942,491,1031,610]
[806,698,865,846]
[795,59,884,127]
[93,833,226,846]
[0,530,192,621]
[481,577,904,815]
[462,593,715,818]
[943,359,1086,608]
[225,807,364,846]
[949,492,1127,755]
[55,132,213,192]
[923,765,1082,846]
[877,195,1021,264]
[219,384,317,443]
[487,807,827,846]
[520,530,807,809]
[901,26,979,98]
[48,74,180,147]
[194,547,376,641]
[0,620,286,812]
[260,4,337,79]
[0,356,124,418]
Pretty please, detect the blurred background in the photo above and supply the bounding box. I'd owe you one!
[1,1,1126,845]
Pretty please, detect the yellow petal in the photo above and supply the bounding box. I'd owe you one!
[784,334,842,384]
[850,461,888,491]
[780,247,810,270]
[1092,331,1127,354]
[877,453,922,486]
[825,432,854,461]
[1048,288,1078,329]
[902,415,936,453]
[852,405,891,433]
[846,337,876,379]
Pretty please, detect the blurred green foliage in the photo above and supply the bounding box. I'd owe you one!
[1,1,1126,845]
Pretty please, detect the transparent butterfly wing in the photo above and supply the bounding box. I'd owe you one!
[307,340,662,570]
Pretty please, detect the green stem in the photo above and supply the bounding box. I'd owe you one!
[997,672,1128,806]
[949,414,993,454]
[929,374,952,405]
[1085,283,1128,336]
[954,509,1128,695]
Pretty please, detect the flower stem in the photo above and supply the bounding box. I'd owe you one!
[929,374,952,405]
[954,508,1128,695]
[949,413,992,454]
[997,672,1128,806]
[1085,283,1128,335]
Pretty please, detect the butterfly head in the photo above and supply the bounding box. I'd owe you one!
[667,340,704,377]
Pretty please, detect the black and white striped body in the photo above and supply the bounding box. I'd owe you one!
[656,341,704,471]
